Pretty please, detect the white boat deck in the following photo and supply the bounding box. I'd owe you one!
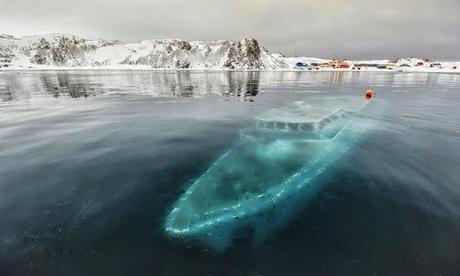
[255,96,366,124]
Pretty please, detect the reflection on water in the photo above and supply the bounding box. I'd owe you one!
[0,71,460,276]
[2,71,460,103]
[0,71,263,102]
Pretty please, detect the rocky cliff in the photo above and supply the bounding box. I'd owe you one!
[0,34,287,70]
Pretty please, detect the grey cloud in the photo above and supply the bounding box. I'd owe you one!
[0,0,459,59]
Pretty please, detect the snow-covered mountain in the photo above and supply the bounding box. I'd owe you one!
[1,33,458,72]
[0,33,287,70]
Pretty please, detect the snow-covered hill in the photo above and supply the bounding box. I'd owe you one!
[0,33,458,72]
[0,34,286,70]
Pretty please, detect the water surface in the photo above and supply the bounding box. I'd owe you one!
[0,71,459,275]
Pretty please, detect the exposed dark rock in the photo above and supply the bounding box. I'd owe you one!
[224,38,263,69]
[175,59,190,69]
[177,41,192,51]
[166,44,173,54]
[31,38,52,64]
[30,36,97,65]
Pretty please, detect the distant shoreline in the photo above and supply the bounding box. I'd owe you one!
[2,34,459,73]
[1,67,460,74]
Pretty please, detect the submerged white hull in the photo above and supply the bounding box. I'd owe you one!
[165,96,372,250]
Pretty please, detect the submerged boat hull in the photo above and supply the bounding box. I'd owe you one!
[165,96,373,250]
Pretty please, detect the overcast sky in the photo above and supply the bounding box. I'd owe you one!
[1,0,459,59]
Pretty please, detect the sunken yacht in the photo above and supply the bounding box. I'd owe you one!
[165,94,374,250]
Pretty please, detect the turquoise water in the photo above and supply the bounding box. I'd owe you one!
[0,71,459,275]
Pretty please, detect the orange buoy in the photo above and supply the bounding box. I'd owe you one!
[365,89,374,101]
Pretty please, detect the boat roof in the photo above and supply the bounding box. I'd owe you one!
[255,96,365,124]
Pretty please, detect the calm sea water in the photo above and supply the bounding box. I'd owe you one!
[0,71,459,276]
